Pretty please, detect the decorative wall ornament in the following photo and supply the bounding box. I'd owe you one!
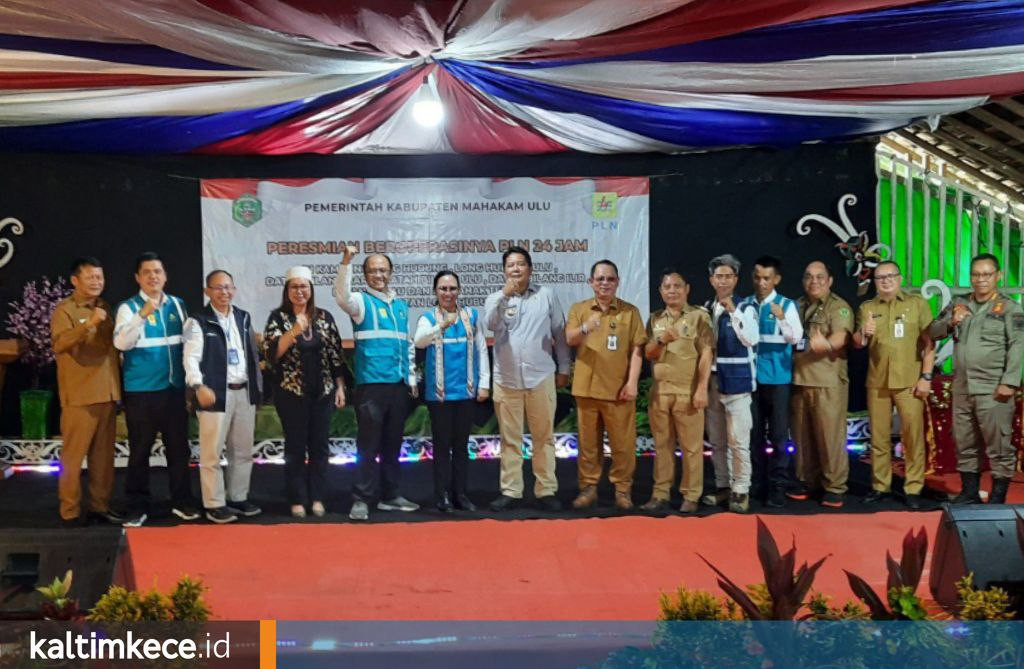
[796,194,890,295]
[0,217,24,269]
[921,278,956,366]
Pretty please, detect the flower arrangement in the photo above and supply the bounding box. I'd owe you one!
[4,276,71,388]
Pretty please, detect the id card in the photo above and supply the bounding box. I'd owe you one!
[796,338,808,352]
[894,322,905,339]
[228,349,240,365]
[607,335,618,351]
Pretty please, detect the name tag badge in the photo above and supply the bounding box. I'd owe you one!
[78,318,87,324]
[506,306,517,318]
[607,334,618,351]
[228,349,240,365]
[894,322,905,339]
[147,314,157,326]
[796,338,808,352]
[378,307,388,319]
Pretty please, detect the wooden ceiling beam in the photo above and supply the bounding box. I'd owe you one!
[929,128,1024,187]
[967,107,1024,144]
[941,116,1024,165]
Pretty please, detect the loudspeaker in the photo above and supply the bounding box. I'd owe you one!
[929,503,1024,609]
[0,527,127,618]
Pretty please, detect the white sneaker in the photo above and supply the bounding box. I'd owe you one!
[349,501,369,521]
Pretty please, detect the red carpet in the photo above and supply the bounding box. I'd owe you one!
[125,511,947,620]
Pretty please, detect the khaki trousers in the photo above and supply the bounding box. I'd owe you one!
[493,374,558,498]
[649,392,704,502]
[575,396,637,494]
[954,391,1017,478]
[198,387,256,509]
[790,384,849,494]
[867,386,925,495]
[59,401,117,520]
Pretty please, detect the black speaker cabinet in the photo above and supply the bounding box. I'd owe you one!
[0,527,127,618]
[929,503,1024,609]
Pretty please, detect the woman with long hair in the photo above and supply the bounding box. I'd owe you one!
[413,270,491,512]
[263,266,345,518]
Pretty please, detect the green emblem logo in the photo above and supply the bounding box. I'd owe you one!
[232,194,263,227]
[839,308,850,317]
[592,192,618,219]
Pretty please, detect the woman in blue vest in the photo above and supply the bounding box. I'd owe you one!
[263,266,346,519]
[413,270,491,513]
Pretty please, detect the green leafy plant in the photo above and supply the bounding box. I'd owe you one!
[805,592,869,620]
[36,570,81,620]
[956,574,1015,621]
[658,585,733,621]
[88,576,210,622]
[844,526,928,620]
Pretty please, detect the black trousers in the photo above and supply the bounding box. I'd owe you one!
[750,382,793,492]
[427,399,473,500]
[123,387,194,513]
[275,390,332,505]
[353,383,408,503]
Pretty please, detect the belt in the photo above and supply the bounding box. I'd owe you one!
[228,382,248,390]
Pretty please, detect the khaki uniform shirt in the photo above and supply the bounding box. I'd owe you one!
[51,295,121,408]
[793,292,854,387]
[568,297,647,401]
[857,290,932,389]
[646,305,712,398]
[927,293,1024,395]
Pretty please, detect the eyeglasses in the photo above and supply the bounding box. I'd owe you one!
[874,272,900,282]
[803,274,829,283]
[970,271,997,280]
[288,285,310,292]
[207,284,234,292]
[593,277,618,283]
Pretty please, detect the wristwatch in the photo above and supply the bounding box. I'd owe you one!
[919,372,933,381]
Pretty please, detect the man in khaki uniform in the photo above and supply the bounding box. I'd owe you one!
[642,268,712,514]
[566,260,647,511]
[853,260,935,509]
[788,261,854,508]
[51,257,123,527]
[928,253,1024,504]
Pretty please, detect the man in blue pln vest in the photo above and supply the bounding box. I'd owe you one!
[702,254,760,514]
[741,256,803,509]
[334,245,419,521]
[113,252,198,527]
[182,270,263,524]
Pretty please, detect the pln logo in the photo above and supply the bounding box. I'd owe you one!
[232,194,263,227]
[591,192,618,220]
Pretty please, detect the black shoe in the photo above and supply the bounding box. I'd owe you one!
[489,495,521,511]
[989,477,1011,505]
[436,494,454,514]
[122,512,147,528]
[820,492,845,508]
[60,516,83,529]
[205,507,238,524]
[905,494,923,510]
[454,494,476,511]
[537,495,562,512]
[786,485,810,501]
[951,471,982,504]
[227,500,262,517]
[172,505,201,521]
[862,490,891,504]
[87,509,125,525]
[766,488,787,508]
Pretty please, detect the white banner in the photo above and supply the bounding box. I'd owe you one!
[200,177,649,338]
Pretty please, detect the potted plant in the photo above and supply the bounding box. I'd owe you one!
[4,276,71,438]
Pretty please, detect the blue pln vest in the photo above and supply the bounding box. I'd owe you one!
[352,291,410,385]
[120,294,187,392]
[748,293,796,385]
[423,308,479,402]
[711,300,757,395]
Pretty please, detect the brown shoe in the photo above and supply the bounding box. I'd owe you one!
[679,499,699,514]
[572,485,598,509]
[639,497,669,513]
[615,491,634,511]
[701,488,730,506]
[729,493,749,514]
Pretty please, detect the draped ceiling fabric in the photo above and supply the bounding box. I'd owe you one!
[1,0,1024,155]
